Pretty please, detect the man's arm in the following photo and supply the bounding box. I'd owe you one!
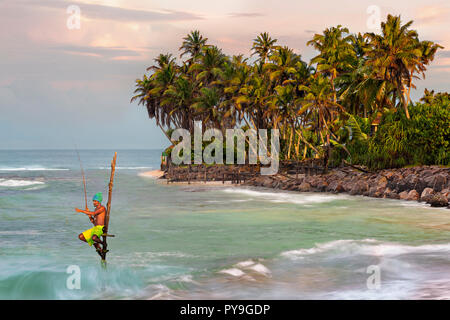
[75,207,105,217]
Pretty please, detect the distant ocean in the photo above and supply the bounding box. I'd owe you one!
[1,149,450,299]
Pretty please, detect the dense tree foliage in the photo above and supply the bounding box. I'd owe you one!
[132,14,447,168]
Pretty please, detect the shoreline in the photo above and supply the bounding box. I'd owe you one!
[155,165,450,208]
[242,166,450,209]
[140,169,236,185]
[139,170,165,178]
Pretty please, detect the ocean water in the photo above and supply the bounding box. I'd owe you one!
[1,149,450,300]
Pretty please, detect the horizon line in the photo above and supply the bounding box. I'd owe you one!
[0,148,164,151]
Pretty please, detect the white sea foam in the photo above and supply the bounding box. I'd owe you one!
[281,239,450,260]
[235,260,255,268]
[0,167,68,171]
[222,188,347,204]
[0,179,45,187]
[219,268,246,277]
[248,263,271,276]
[231,260,271,277]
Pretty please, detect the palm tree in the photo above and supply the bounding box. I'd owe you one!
[147,53,176,72]
[131,75,173,142]
[307,25,355,104]
[266,46,300,85]
[189,46,227,85]
[251,32,277,64]
[364,14,442,119]
[191,87,222,129]
[299,75,345,165]
[404,40,443,106]
[179,30,208,62]
[160,76,196,132]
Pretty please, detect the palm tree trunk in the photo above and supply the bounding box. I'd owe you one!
[158,123,173,144]
[287,126,293,160]
[400,83,410,119]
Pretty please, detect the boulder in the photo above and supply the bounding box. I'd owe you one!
[399,191,409,200]
[404,174,419,190]
[384,171,395,180]
[388,191,400,199]
[326,181,338,192]
[298,182,311,192]
[370,186,385,198]
[406,190,420,201]
[335,183,346,193]
[441,189,450,202]
[349,180,369,195]
[427,194,449,207]
[383,188,399,199]
[432,174,448,192]
[368,187,378,197]
[377,176,388,189]
[316,180,329,192]
[420,187,434,202]
[262,177,273,188]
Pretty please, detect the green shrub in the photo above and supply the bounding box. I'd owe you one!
[331,92,450,169]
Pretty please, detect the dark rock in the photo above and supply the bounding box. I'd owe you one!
[298,182,311,192]
[427,194,449,207]
[377,176,388,189]
[389,192,400,199]
[406,190,420,201]
[399,191,409,200]
[432,174,448,192]
[420,187,434,202]
[349,181,369,195]
[316,180,328,192]
[441,189,450,202]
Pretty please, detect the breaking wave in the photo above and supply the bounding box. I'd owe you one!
[222,188,348,204]
[0,179,45,188]
[0,167,69,171]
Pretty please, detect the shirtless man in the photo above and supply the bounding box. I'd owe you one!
[75,192,106,254]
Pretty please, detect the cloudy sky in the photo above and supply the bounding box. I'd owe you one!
[1,0,449,149]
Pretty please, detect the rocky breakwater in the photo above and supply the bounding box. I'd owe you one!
[243,165,450,208]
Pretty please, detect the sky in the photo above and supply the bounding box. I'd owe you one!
[1,0,449,149]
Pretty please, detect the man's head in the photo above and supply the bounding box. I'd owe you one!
[92,192,103,207]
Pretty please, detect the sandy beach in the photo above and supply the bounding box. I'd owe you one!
[139,170,165,178]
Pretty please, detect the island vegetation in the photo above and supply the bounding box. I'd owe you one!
[131,14,449,170]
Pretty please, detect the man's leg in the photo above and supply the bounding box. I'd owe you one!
[92,235,103,253]
[92,235,102,244]
[78,233,86,242]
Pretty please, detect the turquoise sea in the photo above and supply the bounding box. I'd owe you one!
[1,149,450,299]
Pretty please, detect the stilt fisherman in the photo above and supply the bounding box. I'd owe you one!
[75,193,106,254]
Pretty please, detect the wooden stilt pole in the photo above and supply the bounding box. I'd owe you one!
[100,152,117,268]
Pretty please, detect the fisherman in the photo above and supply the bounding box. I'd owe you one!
[75,193,106,254]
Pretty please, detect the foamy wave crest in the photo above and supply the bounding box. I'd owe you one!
[0,167,68,171]
[222,188,347,204]
[281,239,450,260]
[0,179,45,187]
[219,260,271,279]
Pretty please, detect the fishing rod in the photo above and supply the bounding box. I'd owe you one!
[75,145,88,211]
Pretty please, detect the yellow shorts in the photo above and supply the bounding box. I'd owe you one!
[82,225,104,246]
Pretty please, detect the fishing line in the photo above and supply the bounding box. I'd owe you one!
[75,145,88,210]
